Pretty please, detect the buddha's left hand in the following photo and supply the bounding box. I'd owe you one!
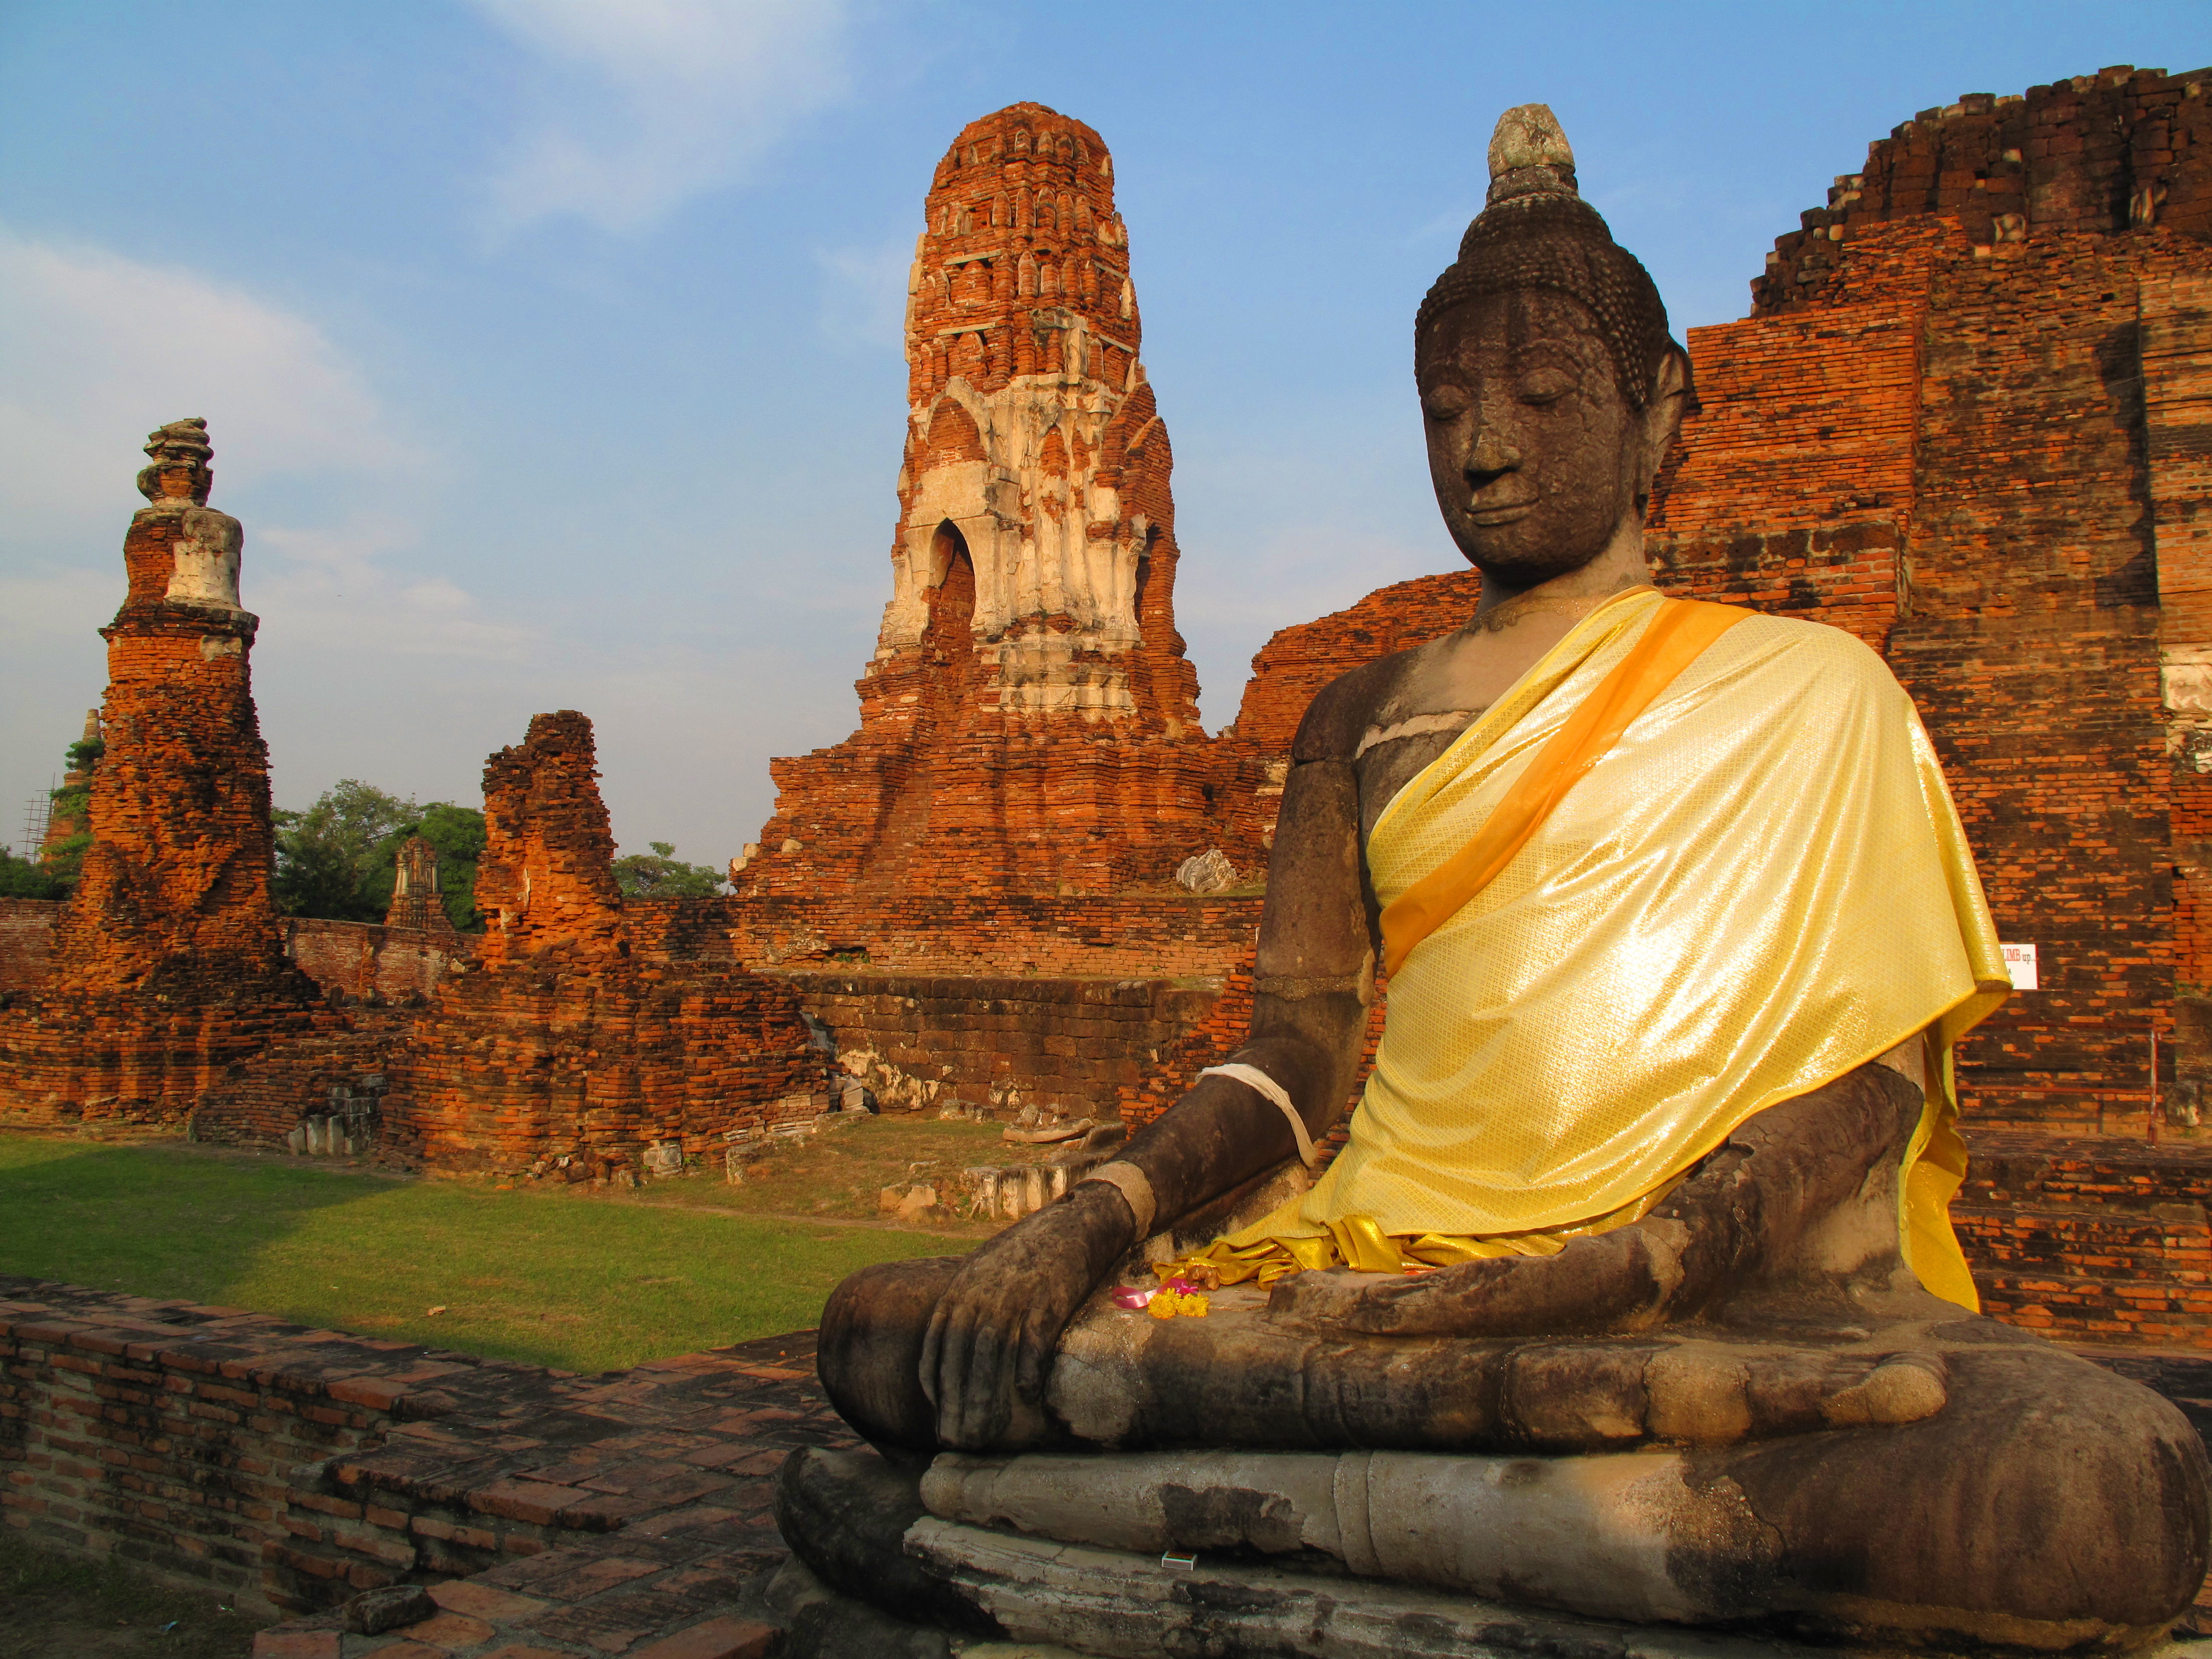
[1270,1060,1920,1338]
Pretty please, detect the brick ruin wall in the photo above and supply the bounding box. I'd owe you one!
[730,892,1257,980]
[730,103,1230,975]
[0,899,57,991]
[785,970,1222,1120]
[0,1281,851,1626]
[363,713,826,1175]
[280,917,474,1005]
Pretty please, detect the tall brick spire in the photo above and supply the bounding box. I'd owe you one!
[55,419,288,987]
[1,420,330,1129]
[884,101,1197,725]
[735,104,1218,955]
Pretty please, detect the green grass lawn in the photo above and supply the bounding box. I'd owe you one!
[0,1134,976,1373]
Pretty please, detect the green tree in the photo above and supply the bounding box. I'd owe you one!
[613,841,726,901]
[0,849,63,900]
[35,730,103,894]
[271,780,418,922]
[273,780,490,931]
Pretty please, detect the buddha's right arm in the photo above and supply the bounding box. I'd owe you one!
[1089,752,1375,1233]
[916,753,1375,1450]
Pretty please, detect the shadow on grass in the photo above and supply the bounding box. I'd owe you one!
[0,1136,968,1373]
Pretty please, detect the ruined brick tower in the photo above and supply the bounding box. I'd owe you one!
[735,104,1221,965]
[381,835,456,936]
[54,419,291,985]
[0,420,328,1124]
[383,711,821,1172]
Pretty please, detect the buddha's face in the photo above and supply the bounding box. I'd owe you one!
[1417,289,1655,586]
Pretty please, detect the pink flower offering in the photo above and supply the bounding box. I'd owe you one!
[1112,1285,1157,1310]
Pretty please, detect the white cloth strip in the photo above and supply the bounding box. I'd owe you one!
[1199,1062,1319,1169]
[1080,1160,1158,1237]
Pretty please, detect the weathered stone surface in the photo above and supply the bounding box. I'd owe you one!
[343,1582,434,1634]
[898,1512,2212,1659]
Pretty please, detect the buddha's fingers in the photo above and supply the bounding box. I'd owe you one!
[1492,1342,1952,1452]
[922,1298,996,1450]
[1272,1220,1693,1338]
[1646,1343,1951,1443]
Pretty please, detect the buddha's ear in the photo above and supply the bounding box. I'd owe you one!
[1639,346,1693,481]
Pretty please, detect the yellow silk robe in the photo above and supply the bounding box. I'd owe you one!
[1218,588,2008,1308]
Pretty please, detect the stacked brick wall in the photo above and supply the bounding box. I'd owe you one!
[0,421,332,1130]
[189,1011,410,1151]
[381,713,824,1173]
[729,890,1259,979]
[282,917,474,1004]
[782,970,1221,1119]
[1757,67,2212,317]
[0,1280,856,1626]
[0,898,56,990]
[1954,1129,2212,1348]
[731,103,1221,970]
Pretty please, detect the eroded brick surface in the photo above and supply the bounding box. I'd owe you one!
[727,103,1226,975]
[0,1278,852,1626]
[0,423,336,1130]
[377,714,826,1174]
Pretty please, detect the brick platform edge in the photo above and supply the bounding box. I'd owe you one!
[3,1279,2206,1657]
[0,1278,854,1655]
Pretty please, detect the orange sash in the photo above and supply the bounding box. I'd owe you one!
[1379,597,1753,975]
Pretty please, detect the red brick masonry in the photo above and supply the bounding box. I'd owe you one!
[0,1278,852,1654]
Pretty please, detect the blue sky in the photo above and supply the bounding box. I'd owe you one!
[4,2,2205,870]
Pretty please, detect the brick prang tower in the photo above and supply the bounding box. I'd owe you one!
[53,420,292,987]
[0,420,330,1126]
[736,103,1219,957]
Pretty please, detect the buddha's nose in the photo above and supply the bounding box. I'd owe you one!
[1465,428,1521,488]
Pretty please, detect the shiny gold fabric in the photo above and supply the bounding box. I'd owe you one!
[1213,587,2009,1307]
[1380,594,1751,975]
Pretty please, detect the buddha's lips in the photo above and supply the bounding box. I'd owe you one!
[1467,500,1536,525]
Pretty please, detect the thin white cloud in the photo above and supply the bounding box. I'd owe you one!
[0,226,522,673]
[0,226,412,540]
[255,520,536,664]
[471,0,853,234]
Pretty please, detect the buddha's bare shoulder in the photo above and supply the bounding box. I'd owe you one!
[1290,637,1459,764]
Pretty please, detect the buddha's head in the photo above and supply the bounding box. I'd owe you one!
[1416,107,1691,587]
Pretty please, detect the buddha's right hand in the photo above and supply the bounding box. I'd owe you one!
[919,1179,1135,1450]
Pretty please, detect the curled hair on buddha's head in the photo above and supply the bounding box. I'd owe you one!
[1417,105,1694,414]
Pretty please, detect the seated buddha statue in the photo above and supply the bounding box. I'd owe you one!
[784,107,2208,1652]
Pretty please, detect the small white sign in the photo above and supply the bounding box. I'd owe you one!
[2001,942,2038,991]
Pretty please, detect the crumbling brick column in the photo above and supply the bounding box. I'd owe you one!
[0,420,331,1127]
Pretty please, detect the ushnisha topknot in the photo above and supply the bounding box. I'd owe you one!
[1418,104,1688,413]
